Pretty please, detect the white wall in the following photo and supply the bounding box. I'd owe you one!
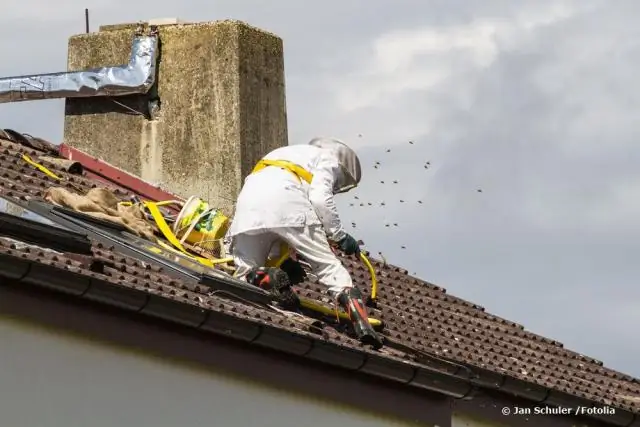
[452,413,506,427]
[0,316,427,427]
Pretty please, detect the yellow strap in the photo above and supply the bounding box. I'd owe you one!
[144,201,233,267]
[156,240,234,266]
[19,153,227,269]
[145,201,200,254]
[119,199,181,208]
[22,154,62,181]
[252,159,313,184]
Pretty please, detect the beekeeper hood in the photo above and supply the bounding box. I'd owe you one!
[308,137,362,194]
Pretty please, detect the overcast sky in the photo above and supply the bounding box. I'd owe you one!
[1,0,638,378]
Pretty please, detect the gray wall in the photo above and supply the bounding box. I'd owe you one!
[0,316,424,427]
[452,413,507,427]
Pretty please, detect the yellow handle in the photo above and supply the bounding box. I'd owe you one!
[22,154,62,180]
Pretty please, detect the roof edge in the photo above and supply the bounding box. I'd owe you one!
[0,250,635,425]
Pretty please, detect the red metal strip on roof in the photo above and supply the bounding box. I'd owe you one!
[58,143,184,205]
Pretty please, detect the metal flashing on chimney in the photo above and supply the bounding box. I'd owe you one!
[0,25,158,104]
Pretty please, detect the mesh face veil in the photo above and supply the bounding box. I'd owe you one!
[308,137,362,193]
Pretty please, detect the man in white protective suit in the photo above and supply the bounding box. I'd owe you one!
[227,137,383,349]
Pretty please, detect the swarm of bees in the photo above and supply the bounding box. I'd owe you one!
[344,138,484,256]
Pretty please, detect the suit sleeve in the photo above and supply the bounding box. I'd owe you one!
[308,156,347,242]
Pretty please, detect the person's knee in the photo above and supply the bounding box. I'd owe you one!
[317,264,353,293]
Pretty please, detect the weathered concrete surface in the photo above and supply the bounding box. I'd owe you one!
[64,20,288,215]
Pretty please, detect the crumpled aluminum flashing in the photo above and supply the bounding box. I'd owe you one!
[0,26,158,104]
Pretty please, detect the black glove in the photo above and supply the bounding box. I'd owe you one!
[337,233,360,255]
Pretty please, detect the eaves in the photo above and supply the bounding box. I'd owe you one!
[0,254,636,427]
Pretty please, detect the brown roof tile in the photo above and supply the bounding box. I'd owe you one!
[0,131,639,416]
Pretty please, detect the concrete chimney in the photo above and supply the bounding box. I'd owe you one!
[63,20,288,215]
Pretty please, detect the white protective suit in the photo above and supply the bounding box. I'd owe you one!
[227,137,362,293]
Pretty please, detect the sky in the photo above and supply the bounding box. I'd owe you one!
[0,0,639,379]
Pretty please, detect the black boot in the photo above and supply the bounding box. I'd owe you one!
[336,287,384,350]
[246,267,300,311]
[279,258,308,285]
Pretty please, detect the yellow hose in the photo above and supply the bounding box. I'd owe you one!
[359,251,378,302]
[299,298,382,328]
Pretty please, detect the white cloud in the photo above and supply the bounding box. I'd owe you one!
[335,22,500,113]
[326,0,640,244]
[306,2,585,160]
[333,2,578,115]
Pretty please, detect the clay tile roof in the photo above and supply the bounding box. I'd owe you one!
[0,130,638,419]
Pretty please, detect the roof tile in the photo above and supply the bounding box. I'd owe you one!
[0,131,638,415]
